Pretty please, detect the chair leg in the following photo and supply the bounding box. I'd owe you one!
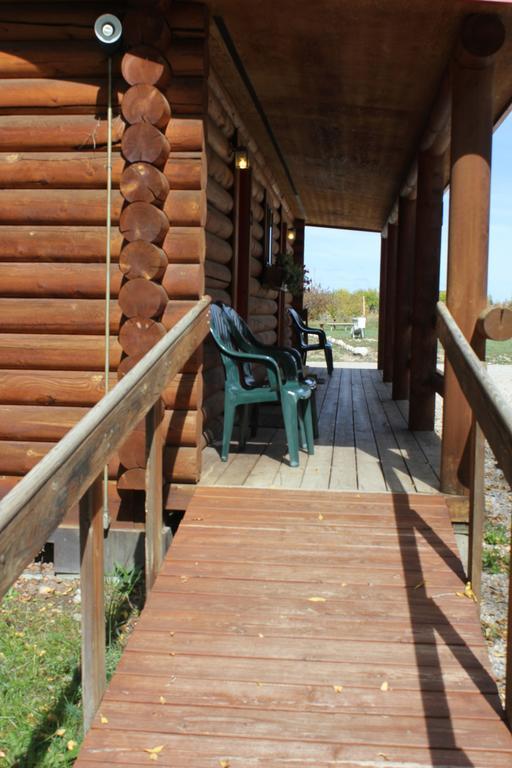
[239,405,250,452]
[281,394,300,467]
[311,389,319,439]
[298,409,307,451]
[221,399,236,461]
[250,404,259,437]
[324,345,334,375]
[302,398,315,455]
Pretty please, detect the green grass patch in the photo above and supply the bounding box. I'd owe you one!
[486,337,512,365]
[0,566,142,768]
[482,548,510,575]
[484,523,509,547]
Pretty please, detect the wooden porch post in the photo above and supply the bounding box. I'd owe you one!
[377,231,388,371]
[392,193,416,400]
[440,14,505,494]
[292,218,305,314]
[382,218,398,383]
[233,167,252,320]
[408,150,444,429]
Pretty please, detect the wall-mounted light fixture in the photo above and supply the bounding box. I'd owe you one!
[94,13,123,48]
[287,226,297,244]
[235,147,250,170]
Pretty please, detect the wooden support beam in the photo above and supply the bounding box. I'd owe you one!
[145,400,165,590]
[392,195,416,400]
[440,13,505,494]
[233,168,252,319]
[377,232,387,371]
[409,150,444,430]
[79,475,105,733]
[382,221,398,383]
[291,219,305,314]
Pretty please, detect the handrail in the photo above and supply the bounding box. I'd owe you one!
[436,302,512,488]
[436,300,512,724]
[0,296,210,729]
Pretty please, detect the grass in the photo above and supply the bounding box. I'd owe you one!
[309,316,512,365]
[482,522,511,575]
[309,316,379,363]
[0,566,142,768]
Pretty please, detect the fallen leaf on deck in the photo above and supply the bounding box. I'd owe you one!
[144,746,164,755]
[308,596,326,602]
[100,715,108,724]
[159,696,166,704]
[149,755,158,761]
[377,753,391,761]
[333,685,343,693]
[219,760,230,768]
[463,581,478,602]
[258,633,264,638]
[169,651,176,656]
[380,681,389,692]
[413,580,425,590]
[318,514,324,520]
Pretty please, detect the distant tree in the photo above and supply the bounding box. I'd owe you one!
[304,282,330,320]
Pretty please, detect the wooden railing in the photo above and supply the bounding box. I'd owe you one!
[436,301,512,723]
[0,297,210,730]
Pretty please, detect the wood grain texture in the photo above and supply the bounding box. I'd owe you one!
[74,486,511,766]
[0,300,209,597]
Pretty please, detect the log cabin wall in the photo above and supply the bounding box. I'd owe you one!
[0,2,209,518]
[117,2,208,493]
[202,70,295,441]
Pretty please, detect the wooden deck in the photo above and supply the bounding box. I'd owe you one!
[75,487,511,767]
[200,365,441,493]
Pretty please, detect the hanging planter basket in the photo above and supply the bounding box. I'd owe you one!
[261,264,284,290]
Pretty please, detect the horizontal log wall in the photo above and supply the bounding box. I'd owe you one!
[203,80,234,438]
[0,2,209,509]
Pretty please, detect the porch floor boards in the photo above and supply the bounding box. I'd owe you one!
[75,487,511,767]
[200,365,441,493]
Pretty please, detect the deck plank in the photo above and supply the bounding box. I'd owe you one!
[199,366,441,493]
[76,487,511,768]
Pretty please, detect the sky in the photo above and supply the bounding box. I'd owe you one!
[305,116,512,301]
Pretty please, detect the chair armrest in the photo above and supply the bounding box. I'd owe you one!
[303,326,328,344]
[219,346,281,389]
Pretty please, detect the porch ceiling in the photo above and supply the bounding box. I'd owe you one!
[206,0,512,231]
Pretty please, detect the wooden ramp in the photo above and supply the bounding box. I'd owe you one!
[75,488,511,767]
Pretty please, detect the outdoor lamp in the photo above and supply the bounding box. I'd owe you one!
[94,13,123,48]
[287,226,297,243]
[235,147,250,170]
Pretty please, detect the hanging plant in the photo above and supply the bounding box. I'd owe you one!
[276,252,311,297]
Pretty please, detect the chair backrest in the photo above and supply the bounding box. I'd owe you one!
[210,303,255,387]
[218,302,259,350]
[288,306,306,332]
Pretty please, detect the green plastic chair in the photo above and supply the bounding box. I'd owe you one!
[217,302,319,439]
[288,307,334,374]
[210,303,314,467]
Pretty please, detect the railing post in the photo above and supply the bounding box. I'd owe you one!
[145,399,165,590]
[441,14,505,494]
[79,474,106,733]
[507,566,512,726]
[467,419,485,600]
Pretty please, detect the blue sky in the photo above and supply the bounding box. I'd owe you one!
[305,117,512,301]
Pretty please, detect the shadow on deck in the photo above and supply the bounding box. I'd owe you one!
[201,365,441,493]
[75,487,511,767]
